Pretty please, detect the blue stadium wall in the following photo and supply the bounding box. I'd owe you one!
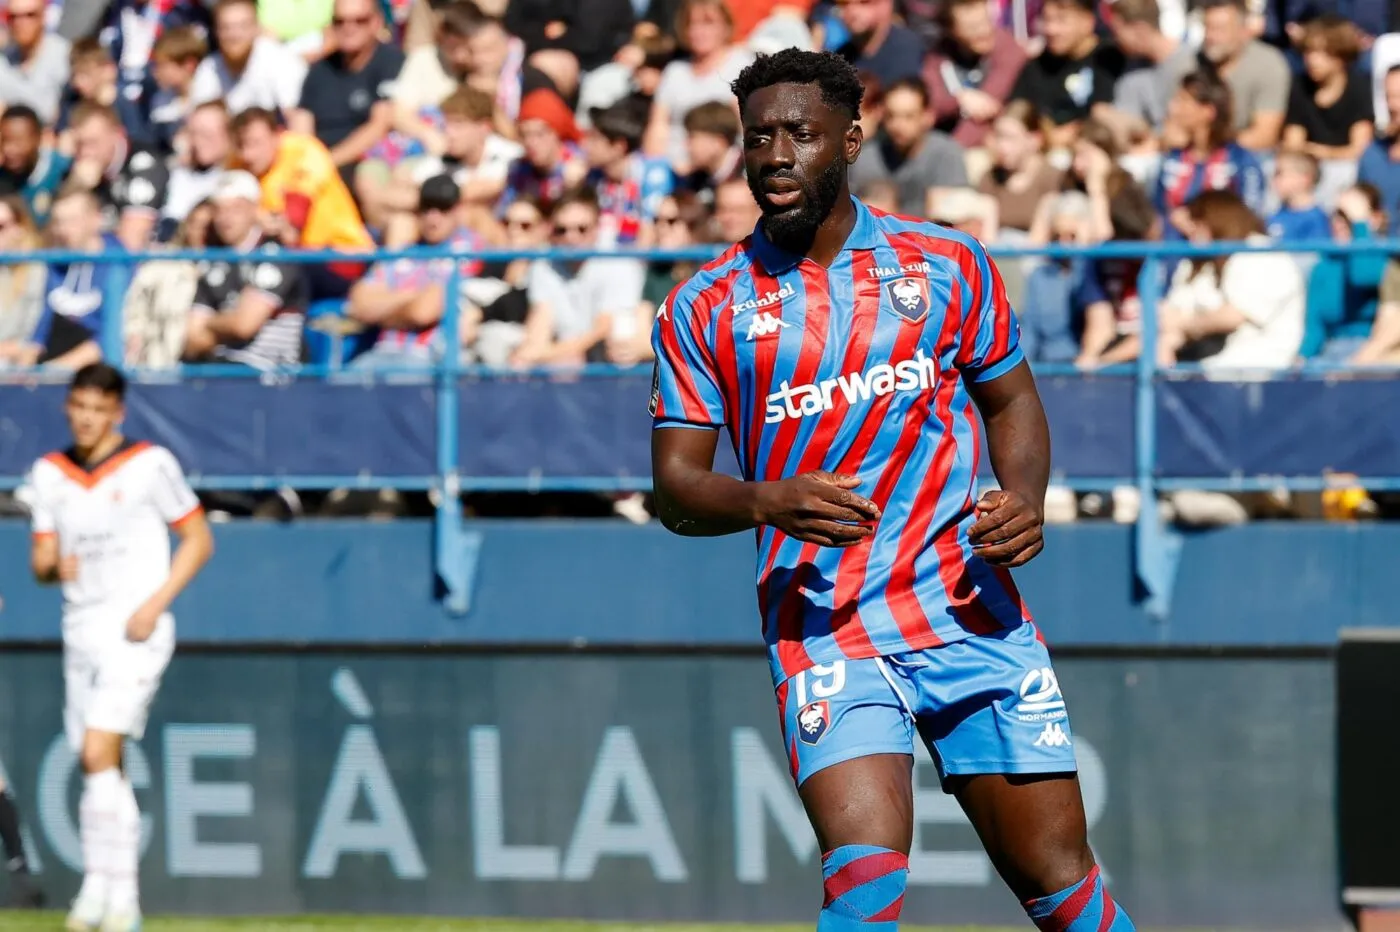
[0,520,1369,927]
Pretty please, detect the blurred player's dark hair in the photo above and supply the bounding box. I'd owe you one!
[730,49,864,122]
[70,364,126,400]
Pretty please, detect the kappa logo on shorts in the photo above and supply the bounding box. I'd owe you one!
[1033,721,1072,748]
[1015,667,1067,723]
[797,700,830,745]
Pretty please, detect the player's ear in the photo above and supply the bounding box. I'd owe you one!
[845,120,862,166]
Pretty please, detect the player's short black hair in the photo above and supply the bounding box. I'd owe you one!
[70,363,126,400]
[730,49,864,122]
[0,105,41,133]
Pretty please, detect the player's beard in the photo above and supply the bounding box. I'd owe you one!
[751,157,846,253]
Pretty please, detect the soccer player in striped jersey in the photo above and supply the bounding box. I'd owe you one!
[20,364,214,932]
[650,50,1136,931]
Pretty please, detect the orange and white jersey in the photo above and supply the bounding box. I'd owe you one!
[21,440,201,635]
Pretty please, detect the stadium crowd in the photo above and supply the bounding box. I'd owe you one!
[0,0,1396,375]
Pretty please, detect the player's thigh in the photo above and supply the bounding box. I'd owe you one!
[951,773,1094,899]
[63,641,98,753]
[777,658,916,852]
[85,626,174,746]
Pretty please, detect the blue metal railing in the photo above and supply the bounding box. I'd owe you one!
[3,238,1398,616]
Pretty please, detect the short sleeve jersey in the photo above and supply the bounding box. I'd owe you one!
[650,198,1030,687]
[22,440,201,626]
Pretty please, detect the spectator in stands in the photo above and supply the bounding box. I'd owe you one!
[1282,15,1372,162]
[832,0,924,86]
[1104,0,1195,139]
[501,88,586,213]
[1008,0,1124,146]
[462,195,547,367]
[1267,150,1331,244]
[64,103,169,249]
[0,0,71,124]
[927,185,998,241]
[513,189,646,366]
[584,100,673,248]
[923,0,1026,149]
[97,0,210,110]
[504,0,635,84]
[578,32,675,117]
[643,0,752,168]
[637,192,709,347]
[1354,260,1400,365]
[184,171,308,371]
[192,0,308,118]
[1196,0,1290,151]
[231,107,374,298]
[291,0,405,188]
[0,106,70,226]
[1018,191,1110,364]
[58,39,151,145]
[148,27,208,157]
[347,174,484,371]
[162,101,233,242]
[18,188,124,369]
[850,79,968,217]
[1034,119,1153,244]
[675,101,742,204]
[1359,66,1400,237]
[857,177,900,212]
[0,197,50,368]
[1078,195,1161,369]
[979,101,1061,238]
[1155,71,1266,240]
[1301,184,1387,360]
[1158,189,1304,370]
[713,176,760,242]
[369,86,522,236]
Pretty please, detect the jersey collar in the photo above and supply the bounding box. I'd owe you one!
[749,196,883,274]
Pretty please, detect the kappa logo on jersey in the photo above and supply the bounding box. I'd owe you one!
[1015,667,1067,723]
[1033,721,1072,748]
[885,276,931,323]
[797,700,830,745]
[648,363,661,416]
[764,349,937,424]
[746,311,790,341]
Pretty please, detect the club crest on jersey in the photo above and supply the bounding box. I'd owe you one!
[797,700,830,745]
[885,276,931,323]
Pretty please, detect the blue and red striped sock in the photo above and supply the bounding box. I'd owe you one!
[1023,865,1136,931]
[817,844,908,931]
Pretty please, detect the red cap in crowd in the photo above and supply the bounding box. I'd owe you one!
[518,89,581,144]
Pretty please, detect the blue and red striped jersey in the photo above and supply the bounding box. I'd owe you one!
[650,197,1032,687]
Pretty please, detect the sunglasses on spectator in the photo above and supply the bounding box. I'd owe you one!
[656,216,685,227]
[6,10,42,20]
[553,223,594,235]
[332,14,373,26]
[506,217,538,229]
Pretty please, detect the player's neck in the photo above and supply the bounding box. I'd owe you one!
[803,192,858,268]
[74,432,123,467]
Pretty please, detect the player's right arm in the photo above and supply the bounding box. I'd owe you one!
[649,280,881,546]
[19,466,76,585]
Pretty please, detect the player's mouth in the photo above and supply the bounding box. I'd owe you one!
[762,179,803,209]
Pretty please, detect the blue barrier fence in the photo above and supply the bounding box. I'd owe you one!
[1,239,1398,616]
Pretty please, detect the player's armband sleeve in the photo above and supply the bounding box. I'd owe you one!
[648,285,726,428]
[955,241,1025,383]
[150,449,202,526]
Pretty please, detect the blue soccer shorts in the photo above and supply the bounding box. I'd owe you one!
[776,622,1079,788]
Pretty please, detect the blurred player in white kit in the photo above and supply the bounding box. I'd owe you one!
[18,364,213,932]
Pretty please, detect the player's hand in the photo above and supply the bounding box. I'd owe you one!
[755,471,881,548]
[968,489,1044,566]
[125,600,162,643]
[57,554,79,582]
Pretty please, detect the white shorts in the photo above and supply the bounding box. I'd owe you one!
[63,615,174,751]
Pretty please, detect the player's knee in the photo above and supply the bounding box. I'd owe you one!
[1014,839,1097,900]
[821,845,908,924]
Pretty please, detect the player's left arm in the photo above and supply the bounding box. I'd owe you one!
[957,239,1050,567]
[126,452,215,642]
